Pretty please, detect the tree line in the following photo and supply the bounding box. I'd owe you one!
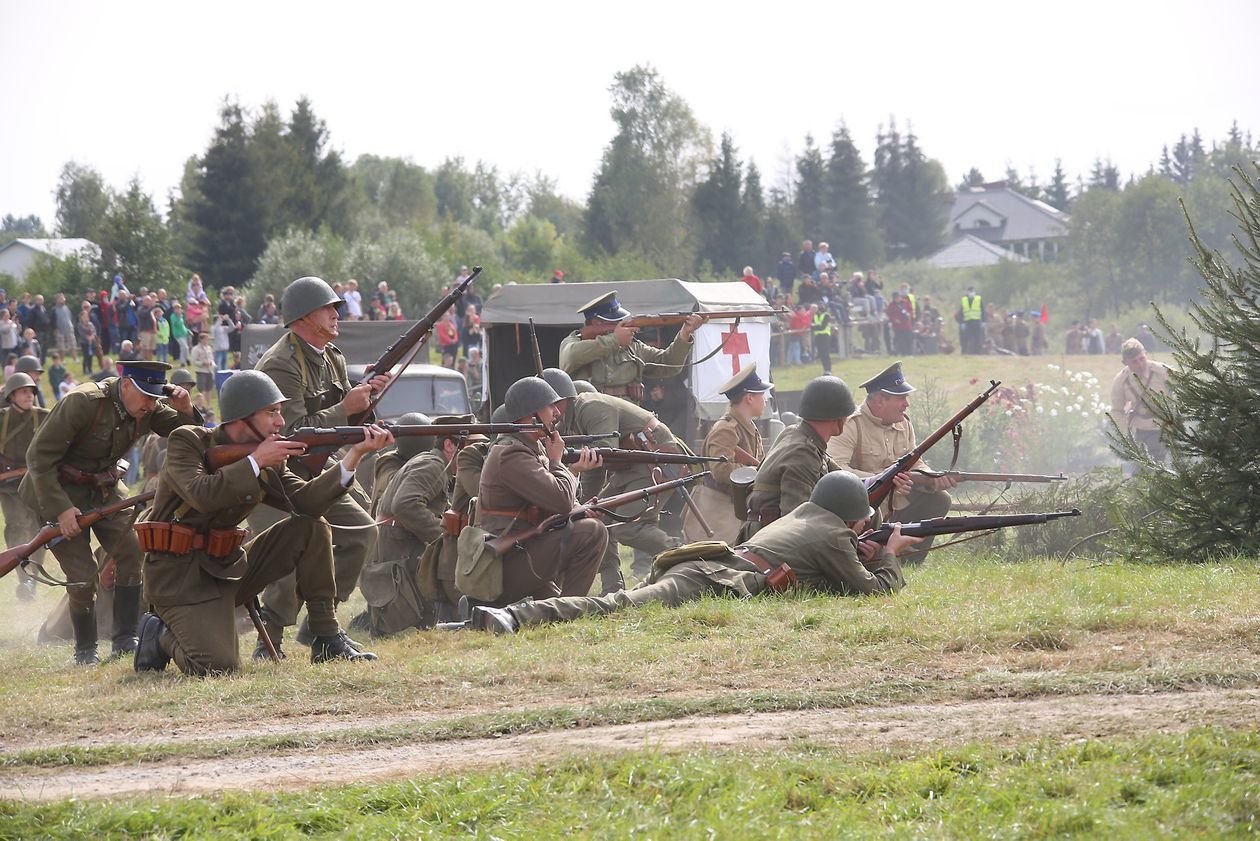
[2,64,1255,322]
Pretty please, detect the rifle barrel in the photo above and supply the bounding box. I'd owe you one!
[864,509,1081,544]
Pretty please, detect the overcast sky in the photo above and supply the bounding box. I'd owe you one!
[2,0,1258,227]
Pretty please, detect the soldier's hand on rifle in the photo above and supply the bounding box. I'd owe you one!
[612,322,638,347]
[932,473,961,492]
[885,524,925,558]
[568,446,603,474]
[856,537,881,565]
[342,381,379,416]
[543,429,566,465]
[678,313,708,340]
[253,435,307,469]
[57,507,84,539]
[342,424,394,472]
[163,384,194,415]
[891,472,914,501]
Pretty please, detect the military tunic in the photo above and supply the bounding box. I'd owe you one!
[683,411,763,544]
[558,331,693,403]
[827,403,951,564]
[1110,360,1172,463]
[476,432,606,605]
[142,425,349,675]
[742,423,839,539]
[511,501,905,627]
[437,440,489,607]
[249,330,377,629]
[368,450,406,518]
[19,378,198,613]
[0,403,50,584]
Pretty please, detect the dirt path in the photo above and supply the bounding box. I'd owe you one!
[5,688,1259,801]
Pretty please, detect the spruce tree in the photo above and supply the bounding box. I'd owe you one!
[691,132,747,275]
[793,135,827,243]
[189,102,266,287]
[822,124,882,266]
[1108,164,1260,560]
[1045,159,1071,211]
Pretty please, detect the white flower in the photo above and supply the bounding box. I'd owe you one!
[1036,405,1044,414]
[1050,409,1058,417]
[1066,405,1075,413]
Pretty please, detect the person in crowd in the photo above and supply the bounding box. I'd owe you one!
[169,301,189,364]
[211,313,232,371]
[740,266,763,296]
[190,331,216,394]
[886,292,915,356]
[788,305,811,365]
[436,309,460,368]
[76,302,100,374]
[186,274,210,308]
[814,242,837,276]
[0,310,18,361]
[52,293,75,363]
[797,240,816,280]
[460,303,482,357]
[1086,319,1105,354]
[47,350,67,398]
[154,308,170,364]
[776,252,797,296]
[343,279,363,320]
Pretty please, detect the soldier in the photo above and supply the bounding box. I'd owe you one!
[367,412,431,517]
[558,290,705,405]
[16,355,47,408]
[542,367,682,589]
[741,375,856,539]
[682,364,770,544]
[19,361,199,664]
[133,371,388,675]
[137,368,199,493]
[474,377,606,606]
[467,471,920,633]
[248,276,390,657]
[0,373,50,601]
[434,414,493,618]
[827,361,957,565]
[1110,338,1173,469]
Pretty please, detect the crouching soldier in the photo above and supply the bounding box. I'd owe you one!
[466,471,921,633]
[0,373,50,602]
[133,370,392,675]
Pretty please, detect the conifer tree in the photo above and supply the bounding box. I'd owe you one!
[1108,164,1260,560]
[793,135,827,242]
[1045,159,1071,210]
[822,124,882,266]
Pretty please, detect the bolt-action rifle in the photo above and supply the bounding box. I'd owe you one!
[485,472,709,557]
[560,448,727,469]
[910,469,1067,484]
[205,422,545,473]
[0,491,157,581]
[860,509,1081,546]
[577,309,787,340]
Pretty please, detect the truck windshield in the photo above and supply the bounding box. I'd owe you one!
[374,378,469,418]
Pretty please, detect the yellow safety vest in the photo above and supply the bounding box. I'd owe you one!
[812,312,832,336]
[961,295,982,322]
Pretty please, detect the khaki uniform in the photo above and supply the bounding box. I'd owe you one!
[0,404,50,586]
[565,392,681,585]
[827,403,951,564]
[1110,360,1172,463]
[683,412,763,544]
[476,432,605,605]
[512,501,904,627]
[742,423,839,539]
[249,331,377,629]
[142,426,348,675]
[138,433,167,494]
[438,441,489,607]
[19,378,198,614]
[368,450,406,518]
[558,331,693,403]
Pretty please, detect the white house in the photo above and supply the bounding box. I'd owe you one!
[0,238,101,281]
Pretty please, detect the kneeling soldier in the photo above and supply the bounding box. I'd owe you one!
[0,373,50,602]
[133,370,392,675]
[468,471,921,633]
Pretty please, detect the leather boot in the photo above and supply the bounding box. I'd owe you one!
[111,584,143,656]
[133,613,171,672]
[70,608,99,666]
[252,620,285,661]
[295,616,313,646]
[311,630,379,663]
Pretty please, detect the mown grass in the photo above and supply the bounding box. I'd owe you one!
[2,727,1256,839]
[1,553,1258,761]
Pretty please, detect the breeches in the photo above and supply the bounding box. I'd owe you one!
[511,562,722,626]
[497,517,606,606]
[49,505,142,614]
[888,486,952,565]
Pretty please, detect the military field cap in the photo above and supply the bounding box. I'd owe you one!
[860,361,915,395]
[170,368,196,388]
[119,360,172,397]
[2,373,37,402]
[16,355,42,375]
[1121,338,1146,361]
[577,290,631,322]
[719,362,773,400]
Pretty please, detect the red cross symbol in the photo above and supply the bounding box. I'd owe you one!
[721,324,750,376]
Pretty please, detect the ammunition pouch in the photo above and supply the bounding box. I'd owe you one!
[755,505,781,527]
[134,522,248,559]
[58,460,129,489]
[734,548,797,593]
[441,509,467,537]
[603,382,644,402]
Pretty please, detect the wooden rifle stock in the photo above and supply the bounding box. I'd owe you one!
[911,469,1068,484]
[0,490,156,579]
[485,471,709,557]
[559,448,728,467]
[861,509,1081,545]
[528,317,544,375]
[864,380,1001,508]
[732,446,761,467]
[205,422,545,472]
[578,308,787,340]
[0,466,28,483]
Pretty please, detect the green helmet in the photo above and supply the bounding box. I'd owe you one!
[810,471,875,522]
[798,375,855,421]
[2,373,36,402]
[541,368,576,400]
[503,376,560,421]
[219,370,289,423]
[572,379,597,395]
[281,276,344,326]
[490,405,509,424]
[15,356,42,375]
[170,368,196,388]
[394,412,433,460]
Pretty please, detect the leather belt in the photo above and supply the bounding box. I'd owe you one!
[734,547,797,592]
[479,505,545,526]
[603,382,644,401]
[58,464,124,487]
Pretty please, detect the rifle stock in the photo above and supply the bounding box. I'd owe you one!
[0,466,28,483]
[578,308,787,340]
[560,448,728,467]
[864,380,1001,507]
[0,490,156,579]
[911,469,1067,484]
[861,509,1081,545]
[485,471,709,557]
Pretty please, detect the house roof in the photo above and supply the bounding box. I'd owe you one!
[949,186,1068,243]
[480,279,770,326]
[0,237,100,261]
[928,234,1030,269]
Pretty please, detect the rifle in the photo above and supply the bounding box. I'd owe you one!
[560,448,728,468]
[528,317,544,376]
[0,466,28,484]
[732,445,761,467]
[578,308,788,340]
[911,469,1067,484]
[864,379,1001,508]
[485,472,709,557]
[352,265,482,422]
[860,509,1081,546]
[205,422,545,473]
[0,490,156,580]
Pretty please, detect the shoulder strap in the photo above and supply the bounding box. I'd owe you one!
[71,391,109,451]
[287,331,312,391]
